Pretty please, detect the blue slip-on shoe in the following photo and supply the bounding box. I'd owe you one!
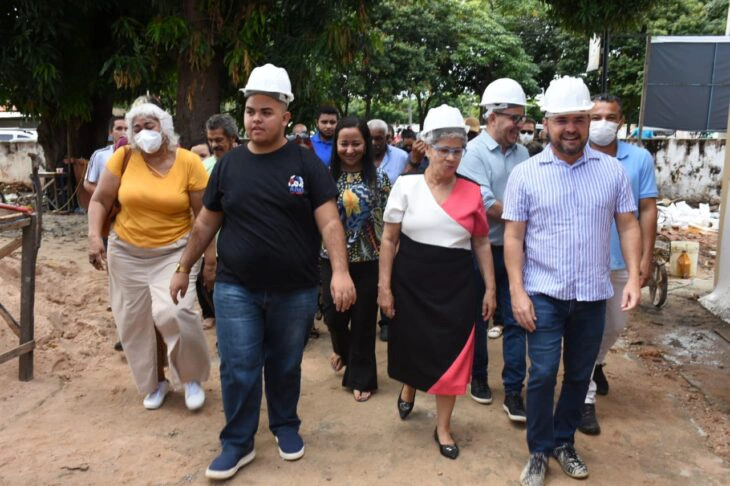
[275,429,305,461]
[205,447,255,480]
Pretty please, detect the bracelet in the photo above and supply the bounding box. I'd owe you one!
[175,263,190,274]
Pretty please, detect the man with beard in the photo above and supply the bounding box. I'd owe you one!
[503,77,641,486]
[457,78,530,418]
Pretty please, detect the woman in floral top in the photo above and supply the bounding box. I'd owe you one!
[321,116,391,401]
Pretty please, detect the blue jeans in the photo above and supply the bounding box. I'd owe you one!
[471,264,488,381]
[214,282,318,454]
[526,294,606,454]
[492,246,527,395]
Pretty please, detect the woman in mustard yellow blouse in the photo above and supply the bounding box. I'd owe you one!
[88,103,214,411]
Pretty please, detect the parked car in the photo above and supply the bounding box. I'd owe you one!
[0,129,38,142]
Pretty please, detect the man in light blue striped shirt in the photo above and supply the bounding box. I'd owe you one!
[503,77,642,486]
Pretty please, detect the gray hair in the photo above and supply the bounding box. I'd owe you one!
[422,128,467,146]
[367,119,388,134]
[205,114,239,139]
[125,103,179,151]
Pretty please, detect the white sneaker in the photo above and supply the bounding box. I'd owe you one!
[143,381,169,410]
[184,382,205,411]
[488,326,503,339]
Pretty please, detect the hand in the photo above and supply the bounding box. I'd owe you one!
[639,256,653,287]
[411,140,426,163]
[378,286,395,319]
[621,276,641,311]
[482,288,496,321]
[203,260,216,290]
[170,272,189,305]
[88,235,106,271]
[511,288,537,332]
[331,270,356,312]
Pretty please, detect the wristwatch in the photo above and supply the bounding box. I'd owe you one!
[175,263,190,274]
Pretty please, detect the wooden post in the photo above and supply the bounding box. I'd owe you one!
[18,214,37,381]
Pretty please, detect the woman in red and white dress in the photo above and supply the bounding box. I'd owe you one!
[378,105,496,460]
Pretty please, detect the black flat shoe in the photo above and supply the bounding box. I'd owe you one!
[433,428,459,460]
[397,385,415,420]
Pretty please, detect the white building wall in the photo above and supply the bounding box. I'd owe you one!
[637,139,725,204]
[0,142,45,184]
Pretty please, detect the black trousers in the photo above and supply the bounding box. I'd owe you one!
[321,259,379,391]
[195,257,215,319]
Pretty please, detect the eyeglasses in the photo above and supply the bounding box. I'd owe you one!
[432,145,466,158]
[287,132,310,141]
[520,130,534,135]
[494,112,527,124]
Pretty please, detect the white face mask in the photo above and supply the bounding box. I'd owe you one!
[519,132,534,144]
[134,129,163,154]
[589,119,619,146]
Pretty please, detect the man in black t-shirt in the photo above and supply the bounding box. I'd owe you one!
[170,64,355,481]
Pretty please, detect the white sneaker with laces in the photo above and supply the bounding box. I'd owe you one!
[185,382,205,411]
[143,381,169,410]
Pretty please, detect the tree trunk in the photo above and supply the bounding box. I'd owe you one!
[175,52,222,147]
[36,116,66,170]
[77,95,114,159]
[174,0,222,147]
[364,95,372,121]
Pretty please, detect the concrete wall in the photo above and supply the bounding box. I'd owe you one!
[638,139,725,204]
[0,142,45,185]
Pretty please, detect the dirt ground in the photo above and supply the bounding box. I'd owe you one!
[0,214,729,485]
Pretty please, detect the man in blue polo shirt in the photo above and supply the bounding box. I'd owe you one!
[311,106,338,165]
[503,77,642,486]
[578,94,658,436]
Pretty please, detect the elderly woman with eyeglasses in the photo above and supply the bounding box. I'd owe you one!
[87,103,214,412]
[378,105,496,460]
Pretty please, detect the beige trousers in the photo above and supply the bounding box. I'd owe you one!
[107,233,210,395]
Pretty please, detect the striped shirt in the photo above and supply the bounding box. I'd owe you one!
[502,144,636,301]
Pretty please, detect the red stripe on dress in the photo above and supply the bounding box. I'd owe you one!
[427,325,475,395]
[440,179,488,236]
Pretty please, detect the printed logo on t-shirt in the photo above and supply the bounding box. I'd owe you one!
[288,175,305,196]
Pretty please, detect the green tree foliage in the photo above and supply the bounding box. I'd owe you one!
[103,0,374,144]
[497,0,726,124]
[0,0,374,164]
[541,0,660,34]
[0,1,158,165]
[328,0,538,125]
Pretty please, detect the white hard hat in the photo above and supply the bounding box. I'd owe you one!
[480,78,527,108]
[540,76,594,115]
[422,104,467,135]
[241,64,295,104]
